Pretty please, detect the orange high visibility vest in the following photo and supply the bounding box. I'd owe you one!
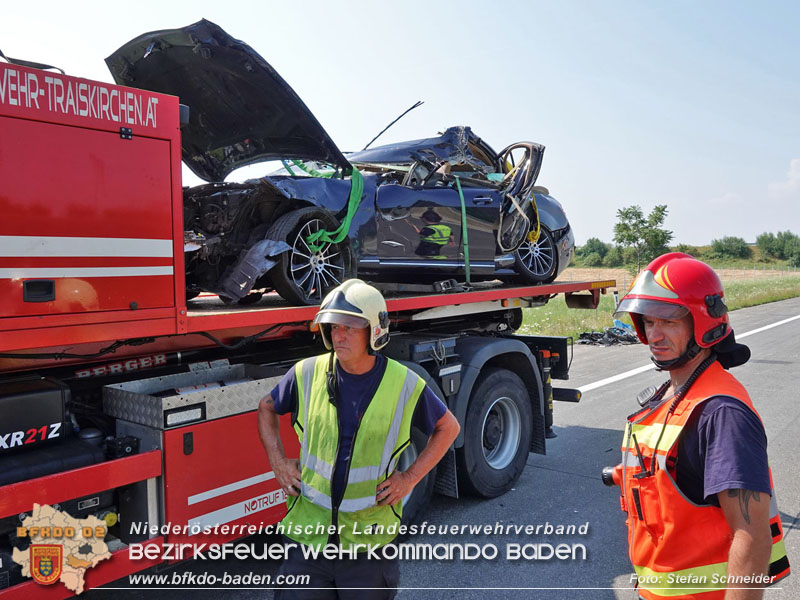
[620,361,790,599]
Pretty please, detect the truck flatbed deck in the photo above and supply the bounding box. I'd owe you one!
[184,280,615,330]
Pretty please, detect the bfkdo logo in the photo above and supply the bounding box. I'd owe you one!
[12,504,112,594]
[31,544,63,585]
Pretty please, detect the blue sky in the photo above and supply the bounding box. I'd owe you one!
[4,0,798,245]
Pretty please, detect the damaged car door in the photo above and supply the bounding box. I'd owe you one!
[375,182,500,277]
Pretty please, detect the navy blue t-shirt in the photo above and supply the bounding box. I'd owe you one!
[672,396,771,506]
[269,354,447,506]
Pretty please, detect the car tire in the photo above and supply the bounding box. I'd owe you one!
[457,368,532,498]
[268,207,356,305]
[397,427,436,530]
[219,291,264,306]
[513,226,558,283]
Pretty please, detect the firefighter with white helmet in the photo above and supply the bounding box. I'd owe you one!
[258,279,459,599]
[609,253,789,599]
[311,278,392,352]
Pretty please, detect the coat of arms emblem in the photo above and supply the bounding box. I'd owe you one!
[31,544,62,585]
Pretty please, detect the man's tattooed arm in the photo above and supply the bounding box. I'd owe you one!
[727,489,762,525]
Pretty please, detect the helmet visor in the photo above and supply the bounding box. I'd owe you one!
[312,311,369,330]
[614,298,689,320]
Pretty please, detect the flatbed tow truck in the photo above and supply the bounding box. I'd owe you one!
[0,59,614,597]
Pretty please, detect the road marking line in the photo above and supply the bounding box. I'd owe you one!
[578,313,800,393]
[734,314,800,339]
[579,364,655,393]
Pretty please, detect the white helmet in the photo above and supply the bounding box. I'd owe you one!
[310,279,390,351]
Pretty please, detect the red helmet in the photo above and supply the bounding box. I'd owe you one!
[615,253,730,348]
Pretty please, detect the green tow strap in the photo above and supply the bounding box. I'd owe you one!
[454,176,471,284]
[304,167,364,252]
[289,159,335,178]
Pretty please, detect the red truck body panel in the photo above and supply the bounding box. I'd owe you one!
[0,62,183,340]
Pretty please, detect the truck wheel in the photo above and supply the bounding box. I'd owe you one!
[457,368,532,497]
[268,207,356,305]
[397,428,436,528]
[514,226,557,283]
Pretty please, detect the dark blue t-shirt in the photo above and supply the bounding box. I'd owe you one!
[673,395,771,506]
[269,354,447,506]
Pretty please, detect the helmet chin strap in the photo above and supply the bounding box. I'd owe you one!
[651,339,702,371]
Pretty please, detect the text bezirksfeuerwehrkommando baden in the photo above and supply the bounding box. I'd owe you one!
[128,521,590,562]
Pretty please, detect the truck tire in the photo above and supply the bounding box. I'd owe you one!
[397,427,436,528]
[268,207,356,305]
[457,368,532,497]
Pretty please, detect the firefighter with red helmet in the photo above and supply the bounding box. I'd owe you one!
[610,253,789,599]
[257,279,459,599]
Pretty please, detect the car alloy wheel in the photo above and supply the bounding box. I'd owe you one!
[289,219,346,302]
[269,207,356,305]
[514,226,557,283]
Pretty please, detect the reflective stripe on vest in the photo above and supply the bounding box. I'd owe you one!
[421,224,451,245]
[287,353,425,550]
[620,361,790,600]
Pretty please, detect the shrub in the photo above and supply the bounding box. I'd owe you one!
[583,252,604,267]
[603,246,624,267]
[710,236,752,259]
[756,232,780,259]
[580,237,609,258]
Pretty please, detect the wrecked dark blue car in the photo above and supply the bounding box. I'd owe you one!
[107,20,574,305]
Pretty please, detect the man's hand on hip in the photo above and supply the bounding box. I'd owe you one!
[376,470,416,506]
[274,457,302,497]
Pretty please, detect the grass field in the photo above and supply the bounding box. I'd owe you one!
[518,274,800,340]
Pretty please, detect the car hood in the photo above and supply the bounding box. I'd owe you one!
[106,19,350,182]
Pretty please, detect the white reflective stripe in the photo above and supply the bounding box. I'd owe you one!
[339,495,377,513]
[0,235,174,257]
[0,266,173,278]
[622,449,666,470]
[301,482,332,510]
[187,488,286,534]
[388,455,400,476]
[378,369,419,477]
[770,491,779,519]
[188,472,275,505]
[348,465,380,484]
[622,451,639,467]
[300,357,316,472]
[305,452,334,480]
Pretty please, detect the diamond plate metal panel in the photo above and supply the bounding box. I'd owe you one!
[103,364,286,429]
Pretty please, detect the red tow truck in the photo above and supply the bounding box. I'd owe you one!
[0,60,613,596]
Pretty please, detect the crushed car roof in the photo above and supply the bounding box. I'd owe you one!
[106,19,350,182]
[347,126,501,172]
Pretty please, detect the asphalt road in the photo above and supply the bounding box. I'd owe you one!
[87,296,800,599]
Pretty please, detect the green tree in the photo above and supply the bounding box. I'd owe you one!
[674,243,697,256]
[603,246,624,267]
[711,236,752,259]
[756,232,780,259]
[784,234,800,267]
[613,205,673,272]
[583,252,603,267]
[580,237,609,259]
[776,231,799,260]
